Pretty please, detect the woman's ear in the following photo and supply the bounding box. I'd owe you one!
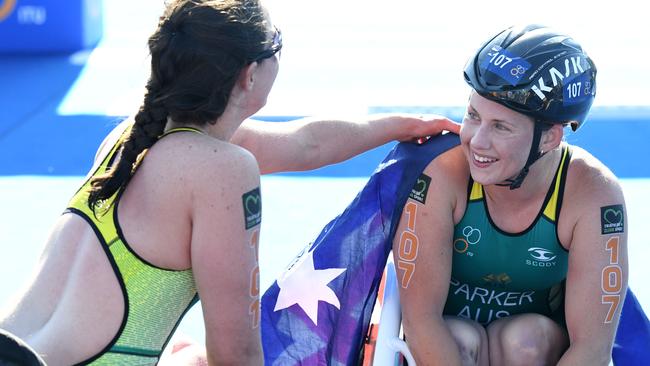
[230,62,258,103]
[238,61,258,92]
[540,124,564,152]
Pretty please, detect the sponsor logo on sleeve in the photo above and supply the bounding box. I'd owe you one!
[243,188,262,229]
[409,173,431,204]
[601,204,624,234]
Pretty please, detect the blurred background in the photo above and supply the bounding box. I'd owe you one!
[1,0,649,175]
[1,0,648,347]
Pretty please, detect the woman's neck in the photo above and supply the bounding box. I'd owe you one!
[165,108,246,142]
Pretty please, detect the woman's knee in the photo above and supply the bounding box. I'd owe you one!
[444,316,488,366]
[488,313,568,366]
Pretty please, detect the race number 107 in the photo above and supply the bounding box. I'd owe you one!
[566,82,582,99]
[487,49,513,69]
[397,202,420,289]
[601,236,622,324]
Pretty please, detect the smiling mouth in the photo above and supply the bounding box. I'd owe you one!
[473,152,498,164]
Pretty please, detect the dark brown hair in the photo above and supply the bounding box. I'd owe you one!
[88,0,269,211]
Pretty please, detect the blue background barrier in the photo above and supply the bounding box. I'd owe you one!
[0,0,103,53]
[0,96,648,176]
[0,0,647,178]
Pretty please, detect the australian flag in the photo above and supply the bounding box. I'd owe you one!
[260,134,649,365]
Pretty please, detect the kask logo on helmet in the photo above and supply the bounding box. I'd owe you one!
[0,0,16,22]
[467,25,596,130]
[530,56,588,101]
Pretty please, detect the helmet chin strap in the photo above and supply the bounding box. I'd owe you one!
[496,122,546,190]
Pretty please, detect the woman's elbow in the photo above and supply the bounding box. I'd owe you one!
[206,340,263,366]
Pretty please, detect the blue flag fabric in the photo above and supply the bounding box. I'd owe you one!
[613,289,650,364]
[260,134,649,365]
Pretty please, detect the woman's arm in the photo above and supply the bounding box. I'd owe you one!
[230,114,460,174]
[189,144,263,365]
[559,167,628,366]
[392,157,463,365]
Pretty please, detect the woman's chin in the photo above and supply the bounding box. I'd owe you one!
[469,171,509,187]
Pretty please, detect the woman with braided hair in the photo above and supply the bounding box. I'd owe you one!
[0,0,458,365]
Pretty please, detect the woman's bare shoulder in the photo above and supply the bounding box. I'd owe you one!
[417,145,469,216]
[154,133,260,188]
[566,145,622,198]
[424,145,469,191]
[562,144,625,226]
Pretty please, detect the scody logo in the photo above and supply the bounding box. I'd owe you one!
[526,247,557,267]
[530,56,584,100]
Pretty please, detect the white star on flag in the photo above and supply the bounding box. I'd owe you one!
[273,251,346,325]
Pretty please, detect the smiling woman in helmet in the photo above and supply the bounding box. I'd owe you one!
[393,24,627,365]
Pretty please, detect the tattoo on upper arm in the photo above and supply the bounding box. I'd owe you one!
[397,201,420,288]
[600,204,625,234]
[598,204,625,323]
[396,174,432,288]
[601,236,623,323]
[243,187,262,229]
[409,174,432,204]
[249,229,261,328]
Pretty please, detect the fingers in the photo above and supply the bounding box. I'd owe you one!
[401,115,460,144]
[417,115,461,136]
[435,117,461,134]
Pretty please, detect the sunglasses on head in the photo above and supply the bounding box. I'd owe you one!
[251,25,282,62]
